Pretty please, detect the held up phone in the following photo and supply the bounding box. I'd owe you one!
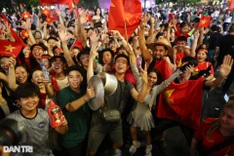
[67,38,76,50]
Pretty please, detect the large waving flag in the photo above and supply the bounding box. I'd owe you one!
[156,77,204,130]
[0,13,26,57]
[108,0,142,39]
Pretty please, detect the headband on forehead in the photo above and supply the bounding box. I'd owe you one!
[41,55,51,59]
[197,48,208,53]
[55,57,61,61]
[33,45,43,50]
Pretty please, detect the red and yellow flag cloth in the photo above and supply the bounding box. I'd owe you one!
[156,77,204,129]
[108,0,142,39]
[197,15,212,28]
[0,13,26,57]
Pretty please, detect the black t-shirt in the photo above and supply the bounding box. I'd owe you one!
[217,34,234,66]
[208,32,223,50]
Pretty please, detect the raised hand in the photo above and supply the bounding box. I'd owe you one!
[58,29,69,42]
[219,55,233,78]
[140,14,148,29]
[139,64,148,83]
[90,42,99,60]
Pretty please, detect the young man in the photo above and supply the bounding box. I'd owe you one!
[6,83,68,155]
[86,43,148,156]
[138,16,174,80]
[56,65,95,156]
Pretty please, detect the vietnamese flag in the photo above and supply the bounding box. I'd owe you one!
[42,8,51,17]
[40,0,73,7]
[1,13,25,57]
[0,40,24,57]
[21,30,29,38]
[156,77,204,129]
[197,15,212,28]
[108,0,142,39]
[46,16,54,24]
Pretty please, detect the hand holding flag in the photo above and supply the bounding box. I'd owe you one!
[197,15,212,28]
[108,0,142,39]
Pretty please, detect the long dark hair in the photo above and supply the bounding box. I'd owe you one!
[147,68,163,85]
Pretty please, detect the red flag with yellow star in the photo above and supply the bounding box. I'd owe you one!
[197,15,212,28]
[21,12,31,19]
[42,8,51,17]
[46,16,54,24]
[20,30,29,38]
[1,13,26,57]
[0,40,24,57]
[156,77,204,129]
[108,0,142,39]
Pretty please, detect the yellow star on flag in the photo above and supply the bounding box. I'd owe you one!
[200,19,207,25]
[110,2,115,7]
[4,44,15,52]
[44,10,48,14]
[164,89,175,104]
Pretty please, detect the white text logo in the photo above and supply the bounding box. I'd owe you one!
[3,146,33,153]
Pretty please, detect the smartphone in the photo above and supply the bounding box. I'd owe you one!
[224,94,229,102]
[67,38,76,50]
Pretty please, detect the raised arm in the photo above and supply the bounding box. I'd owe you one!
[87,42,99,82]
[146,16,155,44]
[8,57,18,91]
[58,28,75,67]
[205,55,233,87]
[139,15,153,65]
[130,65,148,103]
[189,30,200,57]
[23,19,36,45]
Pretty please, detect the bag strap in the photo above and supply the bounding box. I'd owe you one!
[202,136,234,155]
[101,79,128,112]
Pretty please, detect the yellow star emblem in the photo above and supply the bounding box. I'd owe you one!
[200,19,207,25]
[178,59,182,67]
[4,44,15,52]
[164,89,175,104]
[110,2,115,7]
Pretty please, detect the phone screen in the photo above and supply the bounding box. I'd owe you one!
[67,38,76,50]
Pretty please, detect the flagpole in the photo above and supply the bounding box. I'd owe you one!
[124,19,128,40]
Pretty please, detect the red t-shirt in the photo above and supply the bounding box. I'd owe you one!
[196,61,214,74]
[194,118,234,156]
[175,30,189,39]
[176,51,186,67]
[153,59,172,80]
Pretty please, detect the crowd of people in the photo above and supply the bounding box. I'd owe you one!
[0,3,234,156]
